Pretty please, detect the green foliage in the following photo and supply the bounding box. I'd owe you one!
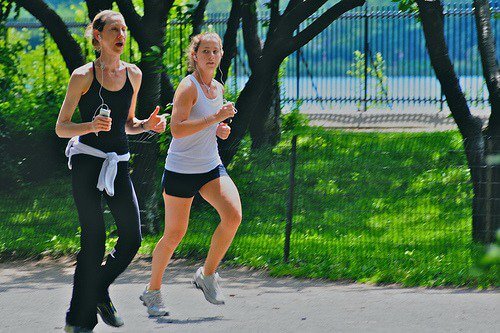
[392,0,419,14]
[1,129,498,287]
[0,28,69,132]
[347,50,389,110]
[281,101,309,135]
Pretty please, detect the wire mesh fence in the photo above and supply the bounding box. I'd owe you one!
[1,129,497,285]
[4,2,499,113]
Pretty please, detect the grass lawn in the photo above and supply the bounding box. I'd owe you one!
[1,128,498,287]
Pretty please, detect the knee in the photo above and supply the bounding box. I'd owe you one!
[77,243,105,267]
[163,228,186,248]
[222,208,242,229]
[80,233,106,258]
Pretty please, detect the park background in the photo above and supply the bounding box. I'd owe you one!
[0,0,498,288]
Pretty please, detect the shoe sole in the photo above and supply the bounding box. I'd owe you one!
[192,279,225,305]
[97,307,124,328]
[139,295,169,316]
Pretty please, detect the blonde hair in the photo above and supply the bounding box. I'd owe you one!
[85,10,124,51]
[187,32,223,73]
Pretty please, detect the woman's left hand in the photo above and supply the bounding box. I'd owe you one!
[216,122,231,140]
[145,106,167,133]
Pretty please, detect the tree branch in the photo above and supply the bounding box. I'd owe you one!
[416,0,479,135]
[266,0,280,40]
[283,0,302,16]
[473,0,499,134]
[280,0,327,34]
[241,0,262,71]
[14,0,84,73]
[190,0,209,38]
[86,0,113,21]
[288,0,365,53]
[143,0,174,22]
[115,0,144,45]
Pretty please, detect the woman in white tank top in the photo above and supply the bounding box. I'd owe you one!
[140,32,242,315]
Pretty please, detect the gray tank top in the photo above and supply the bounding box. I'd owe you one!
[165,74,223,173]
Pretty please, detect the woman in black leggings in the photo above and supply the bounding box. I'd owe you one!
[55,10,166,332]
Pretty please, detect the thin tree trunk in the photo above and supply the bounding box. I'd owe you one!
[473,0,500,135]
[417,0,489,242]
[217,0,241,85]
[473,0,500,239]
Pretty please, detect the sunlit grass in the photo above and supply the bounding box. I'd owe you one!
[1,129,497,286]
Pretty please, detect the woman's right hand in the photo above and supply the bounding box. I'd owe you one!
[91,115,112,133]
[215,102,236,123]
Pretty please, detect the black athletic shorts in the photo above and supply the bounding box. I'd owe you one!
[162,164,228,198]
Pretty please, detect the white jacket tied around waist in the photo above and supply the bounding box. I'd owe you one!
[65,136,130,196]
[165,74,223,174]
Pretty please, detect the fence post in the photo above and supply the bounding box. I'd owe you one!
[179,11,184,76]
[363,6,369,112]
[284,134,297,263]
[485,138,497,243]
[43,28,47,93]
[234,43,238,96]
[296,27,300,104]
[129,35,133,62]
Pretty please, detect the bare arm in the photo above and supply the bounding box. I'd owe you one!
[170,78,235,139]
[125,64,166,134]
[55,66,110,138]
[125,64,146,134]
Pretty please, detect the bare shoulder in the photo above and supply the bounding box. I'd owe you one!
[71,62,93,81]
[69,62,93,92]
[174,76,198,106]
[124,62,142,78]
[177,76,197,96]
[123,62,142,91]
[215,80,225,94]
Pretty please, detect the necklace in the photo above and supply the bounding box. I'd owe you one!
[96,58,120,75]
[196,71,213,93]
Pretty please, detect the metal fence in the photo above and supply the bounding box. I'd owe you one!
[5,2,499,115]
[0,130,498,285]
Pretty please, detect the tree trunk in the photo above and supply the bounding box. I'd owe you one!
[219,59,280,164]
[217,0,241,84]
[473,0,500,136]
[417,0,491,243]
[249,71,281,149]
[189,0,209,39]
[15,0,84,73]
[241,0,281,149]
[222,0,365,164]
[160,72,175,110]
[473,0,500,239]
[116,0,174,233]
[86,0,113,21]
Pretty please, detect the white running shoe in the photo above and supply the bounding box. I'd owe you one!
[192,267,226,305]
[139,286,169,316]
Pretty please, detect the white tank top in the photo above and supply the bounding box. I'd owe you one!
[165,74,223,173]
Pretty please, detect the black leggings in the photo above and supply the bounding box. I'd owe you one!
[66,154,142,329]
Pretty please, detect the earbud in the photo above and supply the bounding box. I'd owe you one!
[98,35,102,41]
